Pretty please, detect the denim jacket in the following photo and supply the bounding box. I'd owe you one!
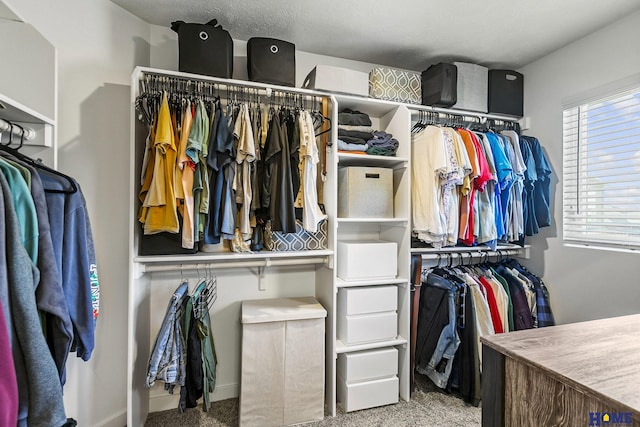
[146,282,189,392]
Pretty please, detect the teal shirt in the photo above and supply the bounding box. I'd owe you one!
[0,158,38,263]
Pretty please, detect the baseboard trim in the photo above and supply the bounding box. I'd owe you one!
[149,383,239,413]
[96,408,127,427]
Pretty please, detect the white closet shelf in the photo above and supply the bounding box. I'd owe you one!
[134,249,333,265]
[0,93,54,147]
[332,93,521,122]
[336,277,409,288]
[333,94,406,117]
[336,336,408,354]
[337,153,408,168]
[337,217,408,224]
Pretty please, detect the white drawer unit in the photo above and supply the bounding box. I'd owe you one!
[338,311,397,345]
[337,348,398,383]
[337,375,399,412]
[338,285,397,316]
[337,240,398,281]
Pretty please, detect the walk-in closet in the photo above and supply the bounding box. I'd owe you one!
[2,0,640,426]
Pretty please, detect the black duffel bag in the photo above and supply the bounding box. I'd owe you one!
[171,19,233,78]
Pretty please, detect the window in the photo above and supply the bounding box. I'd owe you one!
[563,87,640,251]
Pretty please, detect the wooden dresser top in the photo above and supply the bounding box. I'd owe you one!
[481,314,640,412]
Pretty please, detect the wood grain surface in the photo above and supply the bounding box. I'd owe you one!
[482,314,640,425]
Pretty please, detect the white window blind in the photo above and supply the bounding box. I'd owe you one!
[563,87,640,250]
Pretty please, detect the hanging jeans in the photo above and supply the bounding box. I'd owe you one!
[417,274,460,388]
[146,282,189,392]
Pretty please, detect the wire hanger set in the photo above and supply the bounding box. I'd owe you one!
[411,110,521,134]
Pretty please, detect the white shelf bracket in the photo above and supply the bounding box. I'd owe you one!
[257,258,272,291]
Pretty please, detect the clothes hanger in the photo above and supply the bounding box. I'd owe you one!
[0,122,78,194]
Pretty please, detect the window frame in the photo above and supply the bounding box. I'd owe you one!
[562,85,640,253]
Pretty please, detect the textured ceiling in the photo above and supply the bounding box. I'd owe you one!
[111,0,640,71]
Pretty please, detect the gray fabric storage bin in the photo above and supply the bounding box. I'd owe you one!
[338,167,393,218]
[453,62,488,112]
[369,68,421,104]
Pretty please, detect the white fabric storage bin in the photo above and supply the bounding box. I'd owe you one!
[453,62,488,112]
[337,240,397,281]
[338,285,397,316]
[240,297,327,426]
[302,65,369,96]
[338,311,397,345]
[337,375,399,412]
[337,348,398,383]
[338,166,393,218]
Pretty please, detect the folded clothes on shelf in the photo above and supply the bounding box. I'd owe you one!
[338,139,369,152]
[366,131,399,156]
[338,108,372,126]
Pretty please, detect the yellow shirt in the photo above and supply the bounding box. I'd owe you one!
[141,92,179,234]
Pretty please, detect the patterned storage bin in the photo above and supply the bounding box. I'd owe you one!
[264,218,328,251]
[369,68,421,104]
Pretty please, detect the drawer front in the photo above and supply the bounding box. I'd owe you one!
[337,375,399,412]
[337,241,398,281]
[338,311,397,345]
[338,285,397,316]
[337,348,398,383]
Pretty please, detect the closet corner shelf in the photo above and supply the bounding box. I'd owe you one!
[337,153,408,168]
[336,277,409,288]
[336,336,408,354]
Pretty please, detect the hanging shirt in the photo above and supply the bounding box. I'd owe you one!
[141,92,180,234]
[524,136,552,227]
[263,112,296,233]
[299,110,327,232]
[412,126,449,246]
[233,103,256,236]
[202,100,235,248]
[485,133,512,241]
[0,154,75,385]
[0,172,68,427]
[519,137,539,236]
[475,133,498,245]
[502,130,527,240]
[39,174,100,361]
[0,157,38,262]
[176,101,195,249]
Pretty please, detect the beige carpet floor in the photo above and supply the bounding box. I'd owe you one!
[144,375,481,426]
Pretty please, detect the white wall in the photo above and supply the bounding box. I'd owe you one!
[5,0,151,426]
[519,10,640,324]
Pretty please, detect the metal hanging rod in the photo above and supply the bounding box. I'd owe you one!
[418,247,527,262]
[0,117,36,141]
[410,105,521,123]
[138,69,329,103]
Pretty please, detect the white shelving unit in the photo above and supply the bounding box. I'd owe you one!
[126,67,532,425]
[318,94,412,415]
